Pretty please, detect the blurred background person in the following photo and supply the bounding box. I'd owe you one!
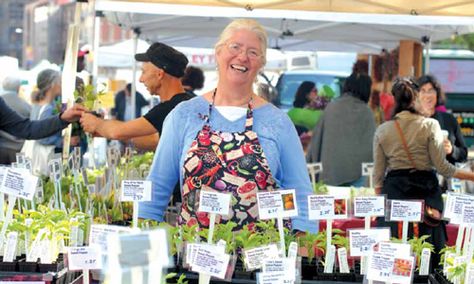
[369,89,385,126]
[418,74,467,189]
[0,76,31,164]
[31,69,80,154]
[181,65,205,96]
[287,81,321,136]
[111,82,148,122]
[307,71,375,187]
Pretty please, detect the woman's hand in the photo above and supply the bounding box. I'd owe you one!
[443,139,453,155]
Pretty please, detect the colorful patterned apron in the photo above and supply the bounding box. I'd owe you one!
[180,90,277,230]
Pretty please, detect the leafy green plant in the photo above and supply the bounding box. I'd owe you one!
[409,235,434,269]
[297,232,319,264]
[314,229,347,255]
[213,221,238,254]
[313,181,328,195]
[447,262,466,283]
[235,224,264,251]
[74,84,106,111]
[256,220,280,244]
[165,272,188,284]
[439,245,455,266]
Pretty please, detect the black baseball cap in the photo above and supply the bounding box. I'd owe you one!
[135,42,188,78]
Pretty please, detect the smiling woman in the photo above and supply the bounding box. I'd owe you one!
[138,19,316,234]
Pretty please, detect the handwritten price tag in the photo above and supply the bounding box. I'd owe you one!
[198,190,231,215]
[354,196,385,217]
[308,195,335,220]
[120,180,152,202]
[68,246,102,270]
[390,200,423,222]
[0,168,38,200]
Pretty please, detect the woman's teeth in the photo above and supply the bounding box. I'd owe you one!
[231,64,248,73]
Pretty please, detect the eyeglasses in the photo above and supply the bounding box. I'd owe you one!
[420,88,437,95]
[226,42,262,60]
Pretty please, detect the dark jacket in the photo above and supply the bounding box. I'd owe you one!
[111,90,148,121]
[0,97,68,139]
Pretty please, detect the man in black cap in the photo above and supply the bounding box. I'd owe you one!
[80,42,195,150]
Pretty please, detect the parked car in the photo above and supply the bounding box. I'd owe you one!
[273,70,349,111]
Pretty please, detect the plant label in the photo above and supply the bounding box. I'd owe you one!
[198,190,231,215]
[451,179,463,192]
[464,263,474,284]
[462,204,474,226]
[307,195,335,220]
[48,159,62,182]
[262,258,295,282]
[348,228,390,257]
[389,200,422,222]
[338,247,350,273]
[258,190,299,220]
[190,245,230,279]
[367,252,414,284]
[354,196,385,217]
[257,272,287,284]
[3,231,18,262]
[89,224,133,255]
[70,221,79,247]
[445,192,474,224]
[288,241,298,261]
[68,246,102,270]
[419,248,431,276]
[256,191,283,219]
[120,180,152,202]
[0,167,5,184]
[324,245,336,273]
[361,162,374,176]
[243,244,279,271]
[0,168,38,200]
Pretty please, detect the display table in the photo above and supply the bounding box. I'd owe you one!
[319,218,459,246]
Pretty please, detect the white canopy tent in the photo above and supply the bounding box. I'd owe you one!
[95,1,474,54]
[92,0,474,121]
[97,0,474,17]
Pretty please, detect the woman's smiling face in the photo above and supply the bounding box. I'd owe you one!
[216,29,264,86]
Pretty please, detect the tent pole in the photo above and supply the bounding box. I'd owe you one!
[131,29,140,120]
[424,37,431,74]
[91,11,102,88]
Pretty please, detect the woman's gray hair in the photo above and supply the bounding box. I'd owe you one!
[33,69,60,102]
[215,19,268,65]
[2,76,21,92]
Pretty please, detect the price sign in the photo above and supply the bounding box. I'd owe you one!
[361,163,374,176]
[257,191,283,219]
[243,244,279,271]
[444,192,474,224]
[354,196,385,217]
[0,168,38,200]
[68,246,102,270]
[120,180,152,202]
[463,204,474,226]
[390,200,422,222]
[89,224,133,255]
[367,252,414,284]
[257,190,298,219]
[348,228,390,257]
[198,190,231,215]
[308,195,335,220]
[262,258,295,282]
[190,245,230,279]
